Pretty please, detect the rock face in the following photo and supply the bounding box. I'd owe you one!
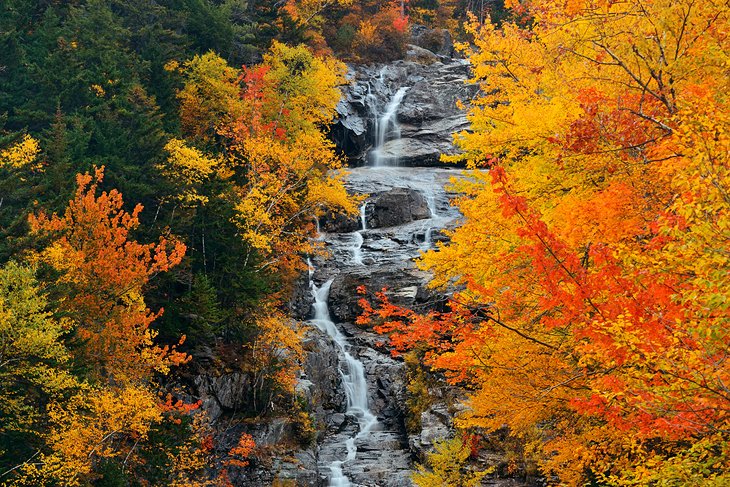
[367,188,431,228]
[333,51,477,166]
[410,25,454,57]
[302,166,466,486]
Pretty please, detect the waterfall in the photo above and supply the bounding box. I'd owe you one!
[370,87,409,167]
[426,194,437,217]
[349,201,368,265]
[306,167,466,486]
[360,202,368,231]
[310,277,379,486]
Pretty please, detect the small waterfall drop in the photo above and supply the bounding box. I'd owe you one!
[349,201,369,265]
[360,202,368,231]
[310,277,379,486]
[351,232,364,265]
[370,87,409,166]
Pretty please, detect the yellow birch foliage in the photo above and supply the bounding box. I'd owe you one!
[412,437,490,487]
[0,262,78,458]
[176,52,243,144]
[160,138,221,204]
[222,42,357,277]
[0,135,41,171]
[37,385,162,485]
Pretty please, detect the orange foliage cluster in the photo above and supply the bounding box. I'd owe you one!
[29,167,188,383]
[12,168,213,486]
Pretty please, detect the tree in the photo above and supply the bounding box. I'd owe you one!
[0,261,78,474]
[412,437,489,487]
[28,166,188,384]
[363,0,730,483]
[3,169,213,487]
[178,43,356,279]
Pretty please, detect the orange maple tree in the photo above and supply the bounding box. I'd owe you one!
[29,166,188,383]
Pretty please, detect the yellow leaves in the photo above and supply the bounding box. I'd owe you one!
[42,385,162,486]
[412,436,490,487]
[0,135,41,171]
[284,0,353,26]
[177,52,243,143]
[357,20,378,45]
[307,171,360,215]
[160,138,221,204]
[172,46,353,277]
[164,59,180,72]
[242,307,305,397]
[0,261,79,450]
[260,42,347,132]
[89,83,105,97]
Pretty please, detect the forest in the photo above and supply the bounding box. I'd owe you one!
[0,0,727,486]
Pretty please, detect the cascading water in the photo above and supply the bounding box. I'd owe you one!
[350,201,369,265]
[369,87,409,166]
[308,167,467,486]
[309,277,379,486]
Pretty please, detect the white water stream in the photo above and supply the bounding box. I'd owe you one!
[309,276,379,486]
[350,202,369,265]
[370,87,409,166]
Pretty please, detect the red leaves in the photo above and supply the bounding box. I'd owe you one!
[392,14,409,33]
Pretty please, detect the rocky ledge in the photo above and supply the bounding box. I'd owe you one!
[332,53,478,166]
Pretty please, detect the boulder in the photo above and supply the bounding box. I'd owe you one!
[368,188,431,228]
[328,265,432,323]
[410,25,454,57]
[319,210,360,233]
[405,44,440,65]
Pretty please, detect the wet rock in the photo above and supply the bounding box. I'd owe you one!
[289,271,314,321]
[333,58,476,166]
[301,328,346,419]
[328,265,431,323]
[418,404,452,447]
[319,210,360,233]
[368,188,431,228]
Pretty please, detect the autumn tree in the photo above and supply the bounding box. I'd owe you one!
[29,167,188,384]
[412,437,489,487]
[0,168,215,486]
[0,262,78,475]
[171,43,356,414]
[363,0,730,484]
[284,0,354,26]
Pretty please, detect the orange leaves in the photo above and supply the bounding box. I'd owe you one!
[226,433,255,468]
[392,13,409,33]
[392,0,730,481]
[29,166,188,384]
